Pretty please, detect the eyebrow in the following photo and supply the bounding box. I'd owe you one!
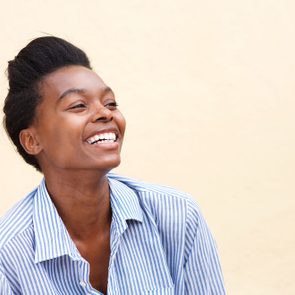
[59,86,113,100]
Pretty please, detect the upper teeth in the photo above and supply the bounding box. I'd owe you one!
[87,132,117,144]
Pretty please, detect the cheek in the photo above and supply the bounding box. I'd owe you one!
[117,112,126,135]
[37,117,82,150]
[39,128,66,153]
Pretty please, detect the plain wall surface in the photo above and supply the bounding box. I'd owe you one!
[0,1,295,294]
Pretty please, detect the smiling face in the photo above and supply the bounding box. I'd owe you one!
[21,66,126,175]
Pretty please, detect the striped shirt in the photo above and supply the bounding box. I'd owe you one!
[0,174,226,294]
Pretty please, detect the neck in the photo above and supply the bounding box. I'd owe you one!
[43,169,112,241]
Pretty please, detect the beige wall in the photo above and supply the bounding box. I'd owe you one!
[1,0,295,294]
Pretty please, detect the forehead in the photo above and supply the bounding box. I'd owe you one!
[39,65,107,98]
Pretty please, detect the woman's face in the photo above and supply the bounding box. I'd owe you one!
[30,65,126,174]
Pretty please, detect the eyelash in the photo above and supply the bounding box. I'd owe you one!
[106,102,118,109]
[70,103,86,109]
[69,101,118,110]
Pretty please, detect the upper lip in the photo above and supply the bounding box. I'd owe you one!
[84,127,119,142]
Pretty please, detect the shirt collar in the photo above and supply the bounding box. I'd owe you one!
[33,176,143,263]
[108,176,143,234]
[33,179,79,264]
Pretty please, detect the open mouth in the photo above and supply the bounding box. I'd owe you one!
[86,132,117,145]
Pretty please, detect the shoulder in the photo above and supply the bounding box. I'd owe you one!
[108,173,192,199]
[108,174,209,267]
[0,188,37,250]
[107,173,203,224]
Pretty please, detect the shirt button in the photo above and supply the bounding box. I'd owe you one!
[80,281,87,288]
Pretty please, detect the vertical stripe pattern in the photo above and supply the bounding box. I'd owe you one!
[0,174,226,294]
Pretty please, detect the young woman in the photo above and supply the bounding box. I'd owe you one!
[0,37,226,294]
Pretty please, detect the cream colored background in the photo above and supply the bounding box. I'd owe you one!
[0,0,294,294]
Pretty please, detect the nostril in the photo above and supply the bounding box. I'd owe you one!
[95,116,112,122]
[92,107,113,122]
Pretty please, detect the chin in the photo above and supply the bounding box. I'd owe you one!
[93,157,121,171]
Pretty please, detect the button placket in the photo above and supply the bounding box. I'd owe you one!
[107,221,122,294]
[80,281,87,288]
[78,258,91,292]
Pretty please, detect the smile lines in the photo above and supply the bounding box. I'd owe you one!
[86,132,117,144]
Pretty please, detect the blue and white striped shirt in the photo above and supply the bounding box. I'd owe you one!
[0,174,226,294]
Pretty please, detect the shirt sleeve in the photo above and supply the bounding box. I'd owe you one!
[0,261,14,295]
[184,198,226,294]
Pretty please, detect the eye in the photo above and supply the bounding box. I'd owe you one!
[105,101,118,110]
[69,103,86,110]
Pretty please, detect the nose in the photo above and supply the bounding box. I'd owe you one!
[91,104,113,123]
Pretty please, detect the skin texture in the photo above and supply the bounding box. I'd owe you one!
[19,66,126,294]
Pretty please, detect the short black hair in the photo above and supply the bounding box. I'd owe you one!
[3,36,91,171]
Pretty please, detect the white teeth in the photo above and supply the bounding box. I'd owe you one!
[109,133,116,140]
[86,132,117,144]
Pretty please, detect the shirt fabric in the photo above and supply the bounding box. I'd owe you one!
[0,174,226,295]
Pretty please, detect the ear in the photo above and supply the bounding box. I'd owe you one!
[19,128,43,155]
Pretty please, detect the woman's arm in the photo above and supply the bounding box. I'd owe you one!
[184,199,226,294]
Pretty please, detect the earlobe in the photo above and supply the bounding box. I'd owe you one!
[19,128,42,155]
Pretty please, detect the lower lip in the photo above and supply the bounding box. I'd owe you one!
[86,141,120,150]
